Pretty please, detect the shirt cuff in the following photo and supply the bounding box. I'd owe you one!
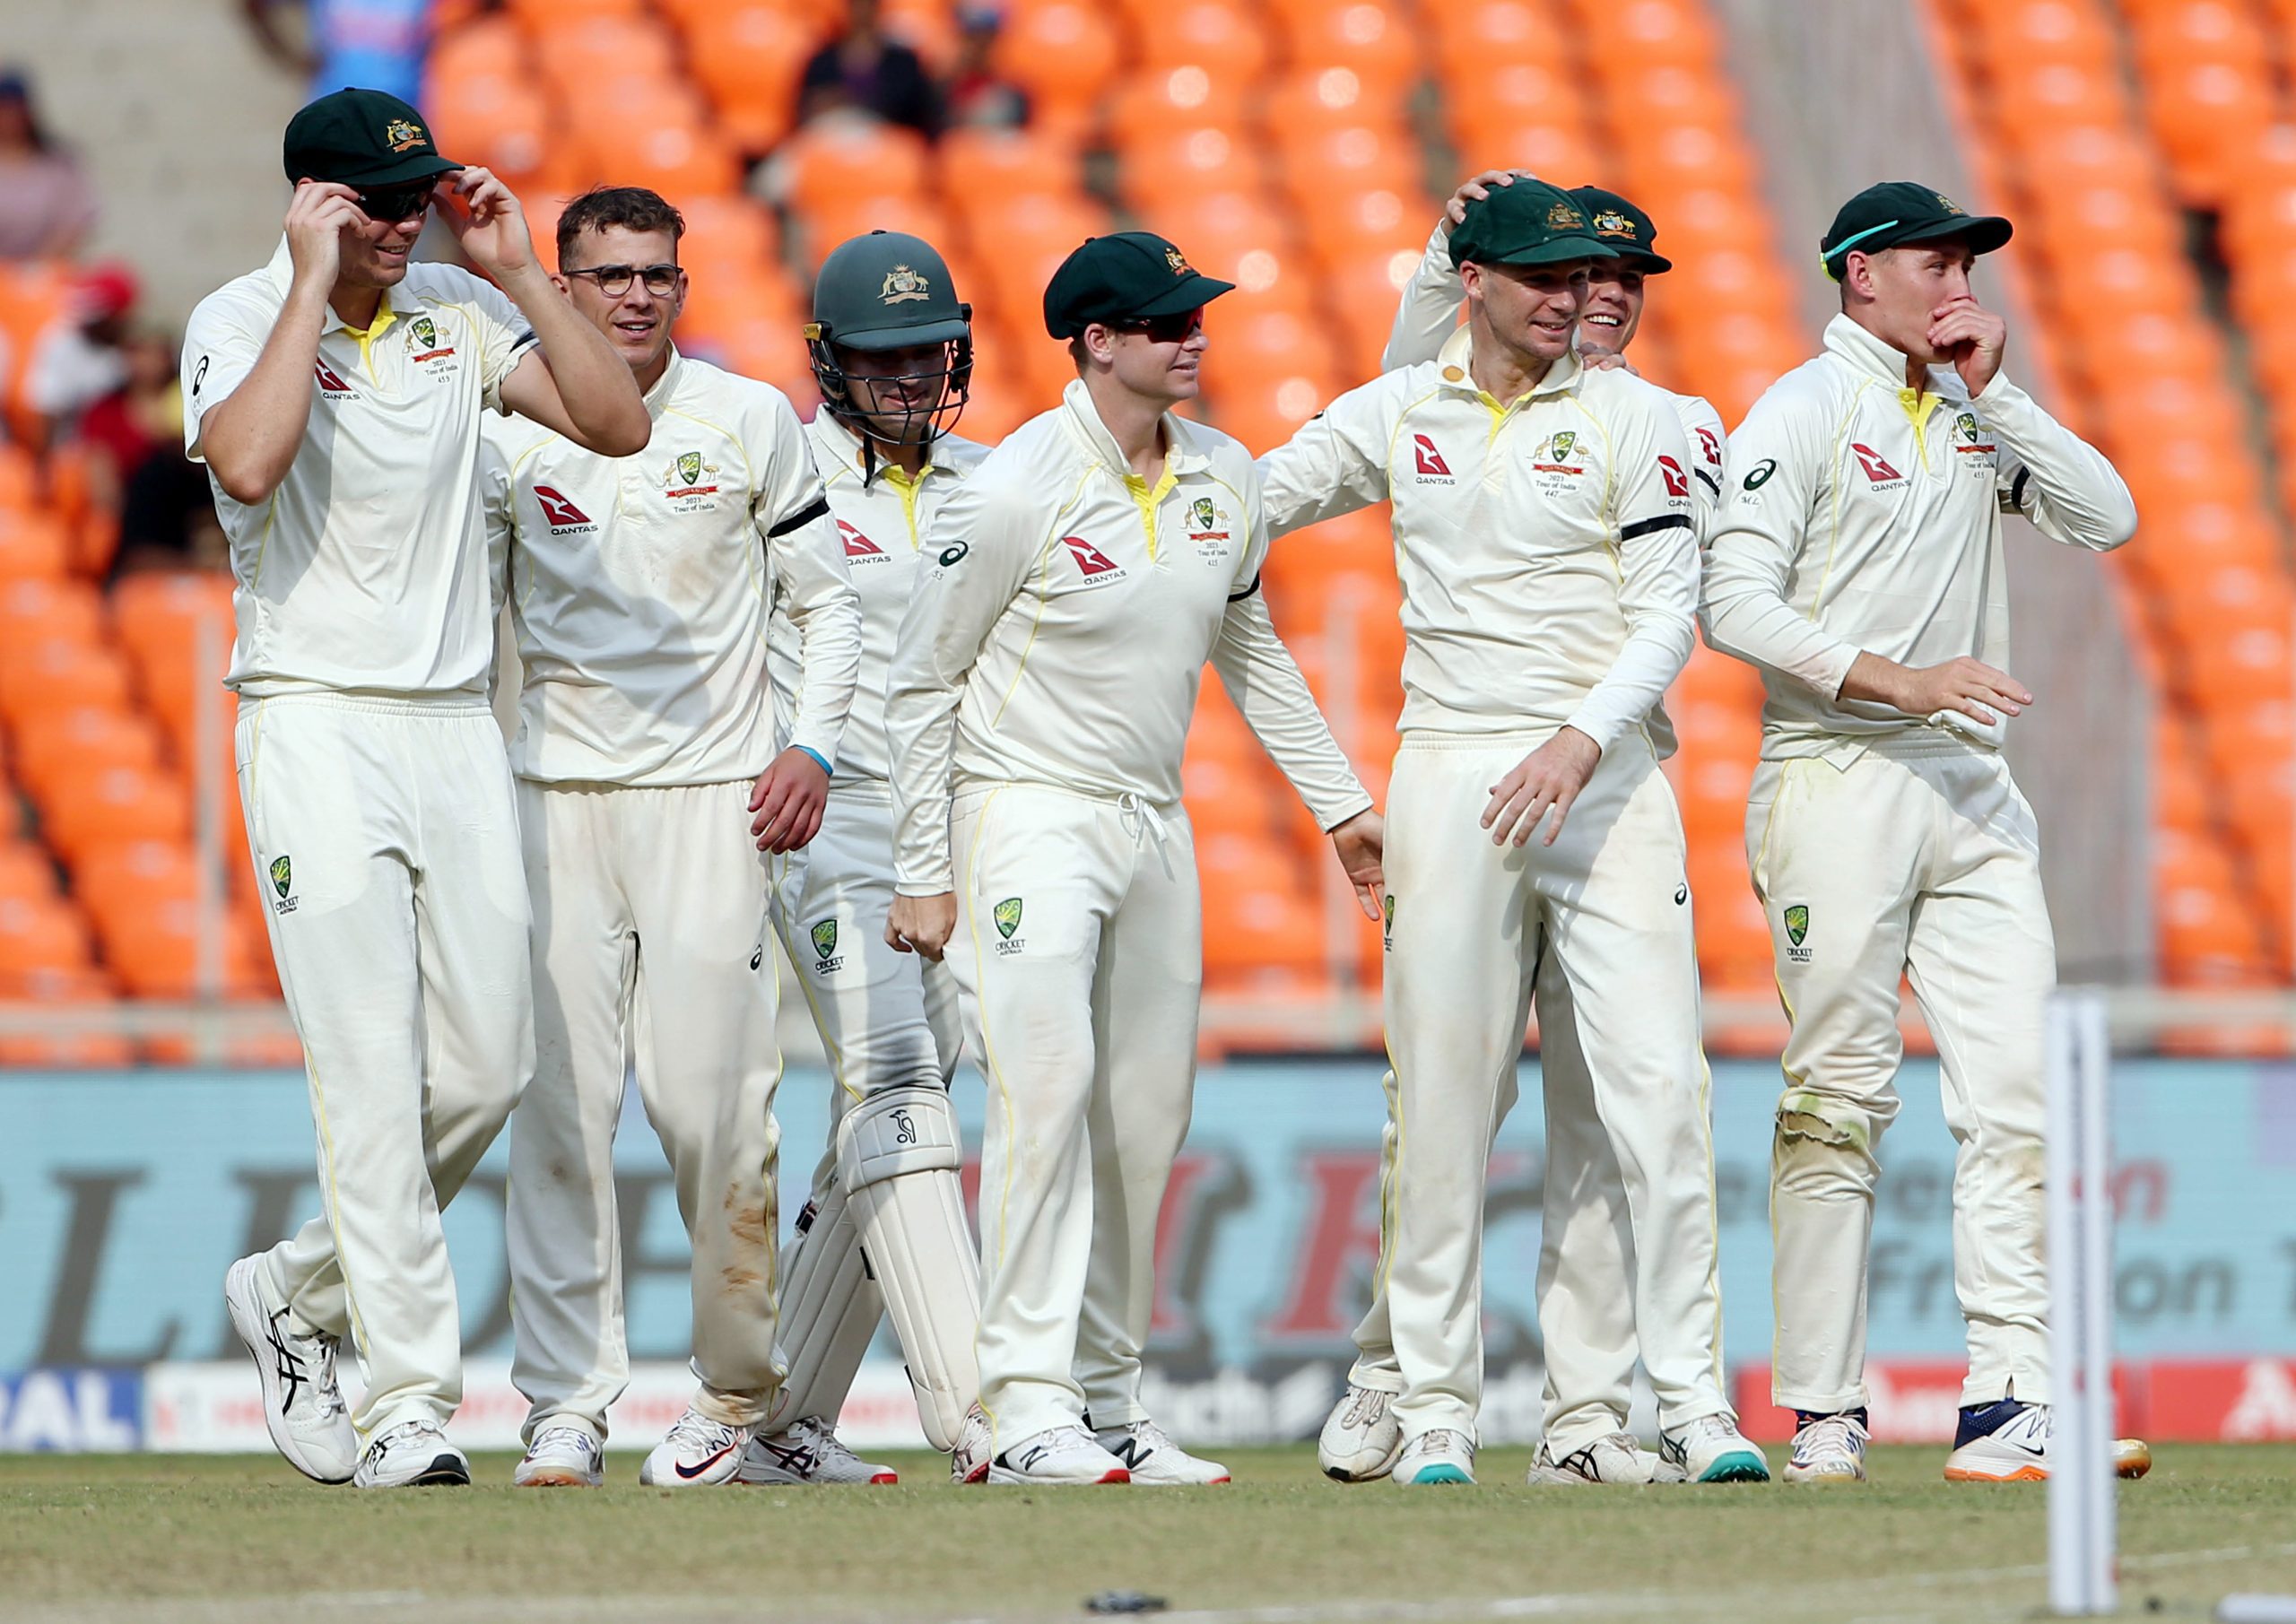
[793,744,832,777]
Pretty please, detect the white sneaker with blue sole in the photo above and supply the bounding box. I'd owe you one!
[1391,1429,1476,1486]
[1660,1414,1771,1483]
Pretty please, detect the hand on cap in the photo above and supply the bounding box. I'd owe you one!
[283,180,362,292]
[439,166,537,282]
[1928,294,2005,396]
[1444,169,1537,235]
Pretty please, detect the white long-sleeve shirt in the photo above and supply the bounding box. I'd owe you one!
[1700,313,2136,761]
[184,239,536,699]
[886,378,1372,895]
[481,349,859,786]
[1257,325,1700,753]
[771,411,988,787]
[1381,222,1729,531]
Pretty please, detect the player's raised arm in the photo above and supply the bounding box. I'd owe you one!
[1382,170,1530,372]
[448,168,649,458]
[1209,474,1381,918]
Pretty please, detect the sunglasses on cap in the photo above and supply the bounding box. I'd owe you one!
[564,263,683,299]
[354,180,437,223]
[1113,307,1205,343]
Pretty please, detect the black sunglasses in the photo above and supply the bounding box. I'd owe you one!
[565,263,683,299]
[354,181,436,223]
[1114,307,1206,344]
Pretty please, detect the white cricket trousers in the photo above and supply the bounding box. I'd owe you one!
[234,694,532,1440]
[770,783,962,1420]
[1344,960,1649,1458]
[1747,745,2054,1414]
[950,782,1201,1455]
[506,779,787,1438]
[1379,734,1731,1445]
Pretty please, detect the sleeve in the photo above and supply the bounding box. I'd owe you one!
[1255,377,1400,538]
[756,399,859,767]
[1380,222,1463,372]
[1698,383,1864,699]
[885,473,1040,894]
[476,425,517,631]
[180,291,266,463]
[1563,388,1700,752]
[453,271,540,413]
[1210,470,1374,829]
[1978,373,2138,552]
[1674,394,1728,537]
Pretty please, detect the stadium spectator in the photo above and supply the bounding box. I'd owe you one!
[0,68,96,261]
[242,0,432,109]
[25,261,139,455]
[797,0,942,138]
[77,330,226,577]
[941,5,1027,131]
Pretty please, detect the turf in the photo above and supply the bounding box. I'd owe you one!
[4,1446,2293,1622]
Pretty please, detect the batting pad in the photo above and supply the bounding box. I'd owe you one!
[838,1085,982,1452]
[772,1178,883,1429]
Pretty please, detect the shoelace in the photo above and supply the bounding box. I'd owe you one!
[794,1416,865,1466]
[370,1420,439,1462]
[669,1412,742,1454]
[310,1336,345,1420]
[1794,1415,1866,1462]
[1341,1387,1390,1429]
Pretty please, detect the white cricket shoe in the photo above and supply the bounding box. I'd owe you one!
[223,1255,355,1485]
[952,1403,994,1484]
[1784,1412,1869,1484]
[1095,1420,1230,1485]
[1659,1414,1771,1483]
[638,1408,750,1488]
[1529,1430,1686,1485]
[986,1424,1131,1485]
[1391,1429,1476,1486]
[1318,1383,1404,1482]
[352,1420,470,1488]
[736,1415,899,1485]
[514,1427,604,1488]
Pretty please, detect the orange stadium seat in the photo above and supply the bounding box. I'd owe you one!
[676,2,818,152]
[0,510,71,580]
[1273,120,1421,198]
[1262,66,1410,135]
[1572,0,1723,69]
[783,119,934,217]
[991,1,1124,138]
[935,126,1082,203]
[32,764,192,864]
[1105,69,1258,152]
[0,575,104,645]
[1970,0,2120,70]
[69,839,201,926]
[1118,124,1271,210]
[0,895,98,980]
[1449,121,1606,194]
[92,896,266,1000]
[12,708,166,803]
[1183,751,1281,842]
[1140,0,1273,82]
[1277,0,1420,82]
[0,840,58,903]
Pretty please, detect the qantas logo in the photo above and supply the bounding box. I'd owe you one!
[313,360,354,397]
[1658,455,1689,499]
[839,519,887,560]
[1850,442,1907,486]
[1696,426,1722,467]
[1412,434,1454,482]
[1062,534,1124,578]
[532,485,596,534]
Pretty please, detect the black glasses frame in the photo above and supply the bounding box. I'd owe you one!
[1113,307,1207,344]
[354,182,436,223]
[564,263,684,299]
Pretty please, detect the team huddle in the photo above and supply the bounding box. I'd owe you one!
[195,88,2147,1492]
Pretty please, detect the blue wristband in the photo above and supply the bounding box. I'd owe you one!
[795,745,832,777]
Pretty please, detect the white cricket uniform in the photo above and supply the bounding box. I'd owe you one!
[183,239,540,1440]
[1701,314,2135,1413]
[763,410,983,1428]
[1329,230,1733,1455]
[1259,327,1733,1446]
[887,380,1371,1454]
[486,348,860,1438]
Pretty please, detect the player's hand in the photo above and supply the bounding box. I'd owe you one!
[1483,726,1600,847]
[1578,348,1639,373]
[886,892,956,960]
[1327,809,1386,921]
[749,747,831,852]
[1844,652,2031,725]
[1443,169,1535,234]
[438,166,538,280]
[283,180,361,291]
[1928,294,2006,396]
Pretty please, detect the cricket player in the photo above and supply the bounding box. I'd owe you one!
[486,186,861,1489]
[1700,182,2142,1484]
[202,90,649,1489]
[1317,175,1736,1488]
[760,230,992,1488]
[883,232,1384,1486]
[1258,178,1763,1487]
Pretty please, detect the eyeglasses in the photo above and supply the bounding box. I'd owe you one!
[354,182,436,223]
[564,263,683,298]
[1114,307,1205,344]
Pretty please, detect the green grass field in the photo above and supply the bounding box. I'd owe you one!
[5,1446,2293,1622]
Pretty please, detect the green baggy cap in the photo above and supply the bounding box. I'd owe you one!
[1448,178,1620,271]
[1821,181,2012,279]
[1042,231,1235,339]
[284,88,457,189]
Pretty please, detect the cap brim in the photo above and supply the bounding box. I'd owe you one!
[1472,236,1622,268]
[335,152,459,188]
[1132,271,1237,317]
[829,315,973,351]
[1895,215,2013,256]
[1613,248,1673,274]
